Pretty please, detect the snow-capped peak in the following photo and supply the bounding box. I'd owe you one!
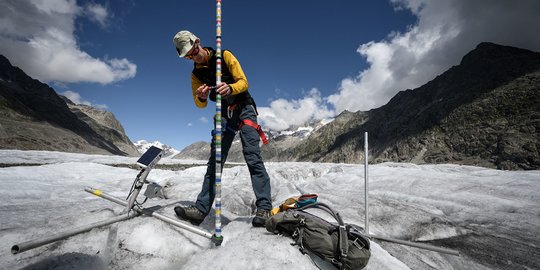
[266,118,333,140]
[133,140,180,158]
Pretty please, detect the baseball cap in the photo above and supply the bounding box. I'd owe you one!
[173,30,198,57]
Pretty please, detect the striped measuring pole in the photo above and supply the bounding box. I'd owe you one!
[213,0,224,245]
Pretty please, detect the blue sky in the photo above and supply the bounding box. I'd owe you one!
[1,0,539,151]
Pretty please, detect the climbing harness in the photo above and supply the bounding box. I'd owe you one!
[239,119,269,145]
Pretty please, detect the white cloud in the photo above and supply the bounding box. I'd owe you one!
[0,0,136,84]
[61,90,108,110]
[258,88,334,131]
[329,0,540,113]
[84,3,109,27]
[257,0,540,131]
[62,90,90,106]
[187,123,193,127]
[199,117,209,124]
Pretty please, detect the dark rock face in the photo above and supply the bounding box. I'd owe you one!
[437,72,540,169]
[0,55,136,156]
[174,141,211,160]
[268,42,540,170]
[61,97,139,156]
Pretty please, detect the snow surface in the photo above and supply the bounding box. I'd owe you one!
[0,150,539,269]
[0,149,202,165]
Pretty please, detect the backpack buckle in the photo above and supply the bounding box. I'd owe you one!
[352,237,365,249]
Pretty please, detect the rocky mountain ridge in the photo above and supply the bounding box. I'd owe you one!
[0,55,138,156]
[174,141,211,161]
[276,42,540,169]
[178,42,540,170]
[61,96,139,156]
[173,119,332,162]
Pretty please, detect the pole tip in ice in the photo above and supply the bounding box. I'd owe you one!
[11,245,20,254]
[212,234,224,246]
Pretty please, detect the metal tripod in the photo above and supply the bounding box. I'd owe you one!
[11,146,221,255]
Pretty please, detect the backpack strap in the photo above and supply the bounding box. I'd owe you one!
[291,217,308,255]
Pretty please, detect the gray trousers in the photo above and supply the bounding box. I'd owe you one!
[195,104,272,214]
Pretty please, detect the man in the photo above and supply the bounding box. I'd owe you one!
[172,30,272,227]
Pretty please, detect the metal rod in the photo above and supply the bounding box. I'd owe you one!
[360,134,459,256]
[11,211,139,254]
[148,212,213,239]
[369,234,460,256]
[214,0,224,242]
[85,186,128,207]
[364,132,369,235]
[85,187,213,239]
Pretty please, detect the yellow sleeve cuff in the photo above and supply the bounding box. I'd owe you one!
[192,74,207,108]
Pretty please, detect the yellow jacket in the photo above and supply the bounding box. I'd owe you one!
[191,48,249,108]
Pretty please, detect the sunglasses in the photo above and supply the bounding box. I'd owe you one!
[183,44,200,60]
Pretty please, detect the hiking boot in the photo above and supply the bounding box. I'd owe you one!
[174,205,206,226]
[252,208,270,227]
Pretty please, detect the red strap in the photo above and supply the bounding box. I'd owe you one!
[239,119,268,145]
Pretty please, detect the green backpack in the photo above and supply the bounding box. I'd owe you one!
[266,202,371,270]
